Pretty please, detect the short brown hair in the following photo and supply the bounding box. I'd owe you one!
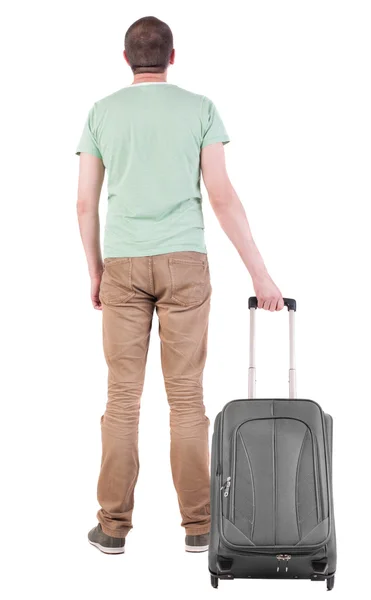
[125,16,173,74]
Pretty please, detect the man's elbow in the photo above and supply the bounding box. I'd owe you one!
[208,185,235,212]
[76,197,98,217]
[76,199,88,217]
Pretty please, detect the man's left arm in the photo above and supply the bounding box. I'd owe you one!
[77,153,105,310]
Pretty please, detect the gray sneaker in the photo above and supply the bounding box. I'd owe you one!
[185,533,209,553]
[88,524,125,554]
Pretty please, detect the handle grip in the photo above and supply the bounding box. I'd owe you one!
[248,296,297,312]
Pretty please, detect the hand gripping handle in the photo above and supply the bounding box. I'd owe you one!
[248,296,297,311]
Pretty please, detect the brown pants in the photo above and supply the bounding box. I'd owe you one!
[97,251,211,538]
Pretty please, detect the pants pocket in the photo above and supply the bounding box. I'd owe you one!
[99,258,135,306]
[169,257,208,307]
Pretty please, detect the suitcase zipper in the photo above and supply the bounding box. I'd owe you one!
[220,477,231,497]
[276,554,292,572]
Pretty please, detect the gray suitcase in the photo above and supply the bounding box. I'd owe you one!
[208,297,336,590]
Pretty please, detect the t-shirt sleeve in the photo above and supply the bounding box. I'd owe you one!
[201,96,230,149]
[76,105,102,159]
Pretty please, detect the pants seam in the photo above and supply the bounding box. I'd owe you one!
[148,256,154,295]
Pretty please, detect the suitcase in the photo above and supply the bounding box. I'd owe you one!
[208,297,336,590]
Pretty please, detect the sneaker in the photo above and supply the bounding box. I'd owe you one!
[185,533,209,553]
[88,524,125,554]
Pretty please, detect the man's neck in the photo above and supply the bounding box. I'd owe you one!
[132,72,167,85]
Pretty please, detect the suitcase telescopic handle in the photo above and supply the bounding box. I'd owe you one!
[248,296,297,312]
[248,296,297,400]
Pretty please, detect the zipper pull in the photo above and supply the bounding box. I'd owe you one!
[220,476,231,497]
[276,554,291,573]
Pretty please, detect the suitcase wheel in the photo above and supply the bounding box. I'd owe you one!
[327,575,335,591]
[210,574,218,589]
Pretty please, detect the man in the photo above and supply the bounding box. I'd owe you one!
[76,16,283,555]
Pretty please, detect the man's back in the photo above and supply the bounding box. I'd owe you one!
[77,83,229,257]
[78,15,283,557]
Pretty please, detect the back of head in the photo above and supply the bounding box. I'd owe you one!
[124,16,173,74]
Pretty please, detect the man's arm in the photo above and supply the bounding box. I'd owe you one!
[77,153,105,310]
[201,143,284,311]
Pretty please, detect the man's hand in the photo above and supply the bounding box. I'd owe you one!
[253,274,284,311]
[91,273,103,310]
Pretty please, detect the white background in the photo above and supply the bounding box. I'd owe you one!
[2,1,370,598]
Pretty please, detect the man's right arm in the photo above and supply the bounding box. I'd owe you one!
[201,142,284,311]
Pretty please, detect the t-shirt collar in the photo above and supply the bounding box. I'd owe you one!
[131,82,170,87]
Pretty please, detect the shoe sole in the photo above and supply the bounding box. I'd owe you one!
[185,544,209,553]
[88,540,125,554]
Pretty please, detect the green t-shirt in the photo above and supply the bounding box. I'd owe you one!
[76,83,229,258]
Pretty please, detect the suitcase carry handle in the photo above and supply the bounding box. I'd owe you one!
[248,296,297,399]
[248,296,297,312]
